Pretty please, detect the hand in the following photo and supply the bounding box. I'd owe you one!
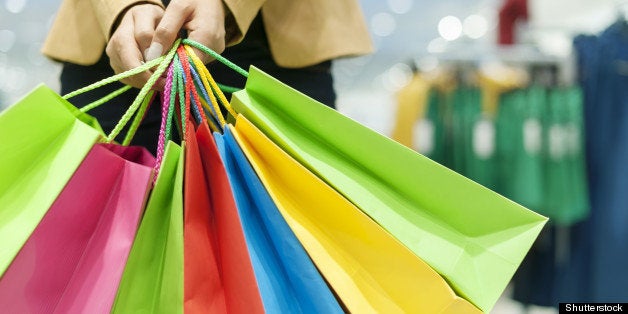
[106,3,165,89]
[106,0,227,90]
[144,0,226,64]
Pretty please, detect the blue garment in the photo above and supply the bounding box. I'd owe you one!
[577,20,628,301]
[514,20,628,306]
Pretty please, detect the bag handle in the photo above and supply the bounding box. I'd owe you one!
[62,39,181,144]
[154,63,177,180]
[182,44,238,123]
[186,61,221,132]
[177,49,224,133]
[108,40,180,143]
[182,39,249,78]
[182,46,228,125]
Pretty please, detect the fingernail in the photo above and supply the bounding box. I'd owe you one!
[144,42,163,61]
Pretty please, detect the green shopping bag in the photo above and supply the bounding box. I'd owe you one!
[230,66,548,312]
[112,141,184,314]
[0,85,103,276]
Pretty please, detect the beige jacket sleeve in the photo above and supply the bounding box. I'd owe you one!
[43,0,162,65]
[43,0,372,68]
[42,0,257,65]
[222,0,265,45]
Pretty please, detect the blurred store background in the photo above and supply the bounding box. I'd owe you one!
[1,0,627,313]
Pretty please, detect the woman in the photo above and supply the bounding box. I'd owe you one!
[43,0,372,152]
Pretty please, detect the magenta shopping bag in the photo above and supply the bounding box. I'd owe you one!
[0,143,154,313]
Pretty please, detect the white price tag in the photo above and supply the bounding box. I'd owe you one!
[548,124,567,160]
[523,118,542,155]
[473,118,495,159]
[413,118,435,155]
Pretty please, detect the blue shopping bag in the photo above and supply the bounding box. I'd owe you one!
[214,128,342,314]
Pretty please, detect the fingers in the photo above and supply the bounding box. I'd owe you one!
[185,0,225,64]
[133,5,163,60]
[147,1,193,61]
[106,4,164,89]
[148,0,226,64]
[112,44,152,89]
[106,0,227,91]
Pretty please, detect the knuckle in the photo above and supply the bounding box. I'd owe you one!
[170,1,193,14]
[136,29,153,42]
[155,25,172,38]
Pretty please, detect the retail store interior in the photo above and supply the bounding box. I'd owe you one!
[0,0,627,312]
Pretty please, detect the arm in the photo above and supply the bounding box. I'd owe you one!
[105,0,267,89]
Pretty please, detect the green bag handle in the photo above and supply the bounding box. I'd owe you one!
[182,39,249,78]
[179,41,250,126]
[62,39,181,143]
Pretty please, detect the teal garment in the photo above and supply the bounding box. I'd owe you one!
[543,88,590,225]
[419,90,447,165]
[495,87,546,210]
[448,87,497,191]
[494,90,518,199]
[519,87,546,210]
[461,88,497,191]
[450,88,469,175]
[560,87,590,225]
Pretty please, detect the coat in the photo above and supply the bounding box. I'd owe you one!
[42,0,373,68]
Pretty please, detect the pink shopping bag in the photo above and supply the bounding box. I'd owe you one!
[0,143,154,313]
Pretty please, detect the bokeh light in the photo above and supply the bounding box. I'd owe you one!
[371,12,397,37]
[463,14,489,39]
[438,15,463,41]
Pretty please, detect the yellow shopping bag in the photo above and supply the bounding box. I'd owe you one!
[229,116,481,314]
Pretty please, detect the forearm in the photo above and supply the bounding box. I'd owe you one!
[90,0,164,40]
[222,0,266,46]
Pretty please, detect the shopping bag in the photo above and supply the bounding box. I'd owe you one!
[0,85,102,276]
[0,39,178,281]
[183,121,226,313]
[173,46,264,313]
[230,65,548,312]
[175,42,341,311]
[0,143,154,313]
[229,116,480,313]
[112,141,184,314]
[192,123,265,313]
[215,128,343,314]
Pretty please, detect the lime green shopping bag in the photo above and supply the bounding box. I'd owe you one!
[230,66,548,312]
[112,141,184,314]
[0,85,103,276]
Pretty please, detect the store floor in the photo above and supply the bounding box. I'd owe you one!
[492,286,558,314]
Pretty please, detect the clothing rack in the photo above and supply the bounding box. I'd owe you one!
[415,43,576,87]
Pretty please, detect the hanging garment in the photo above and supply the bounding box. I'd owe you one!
[576,20,628,301]
[514,20,628,306]
[498,0,529,45]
